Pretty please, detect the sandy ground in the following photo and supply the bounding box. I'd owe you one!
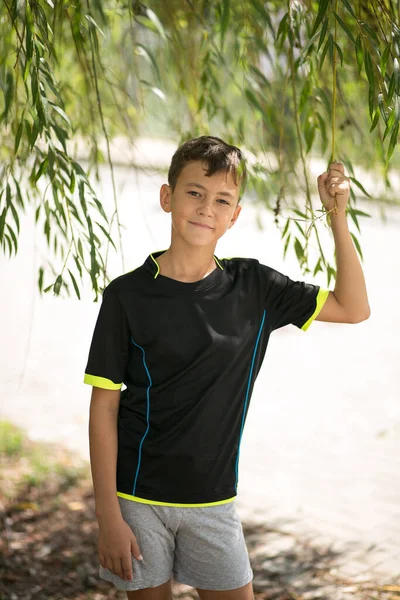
[1,156,399,584]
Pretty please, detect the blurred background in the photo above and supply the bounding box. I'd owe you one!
[1,2,400,599]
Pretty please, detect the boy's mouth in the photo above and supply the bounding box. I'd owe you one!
[189,221,214,230]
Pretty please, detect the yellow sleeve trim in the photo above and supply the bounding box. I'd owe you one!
[84,373,122,390]
[301,289,330,332]
[117,491,236,508]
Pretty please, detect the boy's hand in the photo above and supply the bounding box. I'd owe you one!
[98,515,143,582]
[317,162,350,216]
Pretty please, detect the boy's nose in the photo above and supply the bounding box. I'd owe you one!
[197,199,214,217]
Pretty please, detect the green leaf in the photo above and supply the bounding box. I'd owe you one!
[368,85,375,120]
[38,267,44,292]
[2,71,14,120]
[361,21,380,47]
[378,93,388,124]
[311,0,330,37]
[369,110,379,132]
[387,73,396,104]
[283,233,291,258]
[352,209,371,218]
[68,269,81,299]
[333,41,343,67]
[135,44,162,84]
[355,35,363,73]
[340,0,357,19]
[53,275,63,295]
[333,12,356,45]
[49,103,71,127]
[380,44,391,78]
[0,207,7,241]
[301,27,322,59]
[281,218,290,239]
[387,122,399,164]
[220,0,230,48]
[145,7,167,42]
[10,201,20,234]
[85,14,105,37]
[318,19,329,51]
[320,35,331,68]
[294,237,304,261]
[364,51,375,89]
[349,177,371,198]
[14,121,24,155]
[6,224,18,254]
[313,257,322,277]
[276,13,289,42]
[394,58,400,95]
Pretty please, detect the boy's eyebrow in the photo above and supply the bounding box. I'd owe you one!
[185,182,235,198]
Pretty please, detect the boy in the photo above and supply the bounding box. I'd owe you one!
[85,136,370,600]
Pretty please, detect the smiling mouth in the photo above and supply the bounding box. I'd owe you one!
[189,221,214,229]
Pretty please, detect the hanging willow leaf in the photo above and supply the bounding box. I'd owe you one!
[355,35,363,73]
[318,19,329,51]
[380,44,391,78]
[364,51,375,89]
[387,122,399,163]
[145,7,167,42]
[311,0,331,37]
[394,58,400,95]
[340,0,357,19]
[68,268,81,299]
[333,12,356,45]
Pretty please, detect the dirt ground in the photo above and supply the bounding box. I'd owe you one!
[1,438,400,600]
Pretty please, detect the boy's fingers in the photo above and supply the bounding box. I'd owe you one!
[131,537,143,561]
[121,555,133,581]
[111,558,124,578]
[329,162,344,173]
[98,552,106,569]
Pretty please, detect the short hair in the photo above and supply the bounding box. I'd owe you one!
[168,135,247,200]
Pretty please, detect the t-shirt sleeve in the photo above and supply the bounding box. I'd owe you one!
[261,264,329,332]
[83,285,130,390]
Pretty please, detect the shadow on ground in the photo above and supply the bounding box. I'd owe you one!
[1,451,399,600]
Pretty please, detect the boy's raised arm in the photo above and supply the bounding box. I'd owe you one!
[315,162,371,325]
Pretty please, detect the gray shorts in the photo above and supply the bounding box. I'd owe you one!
[99,497,253,591]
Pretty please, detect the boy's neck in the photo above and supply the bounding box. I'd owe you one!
[156,243,218,283]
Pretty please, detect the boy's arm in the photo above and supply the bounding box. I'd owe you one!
[89,386,122,519]
[89,386,143,582]
[315,163,370,324]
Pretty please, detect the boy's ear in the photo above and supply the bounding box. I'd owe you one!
[228,205,242,229]
[160,183,172,213]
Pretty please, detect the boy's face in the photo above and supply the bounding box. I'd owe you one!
[160,161,242,249]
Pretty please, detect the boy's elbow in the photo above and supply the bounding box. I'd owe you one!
[349,306,371,324]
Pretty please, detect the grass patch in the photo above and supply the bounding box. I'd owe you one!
[0,421,24,457]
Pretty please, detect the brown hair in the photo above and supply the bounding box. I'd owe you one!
[168,135,247,200]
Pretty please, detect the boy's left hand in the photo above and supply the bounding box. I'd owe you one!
[317,162,350,215]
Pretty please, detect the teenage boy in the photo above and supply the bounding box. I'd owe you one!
[85,136,370,600]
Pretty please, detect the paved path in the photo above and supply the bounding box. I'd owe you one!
[1,161,399,586]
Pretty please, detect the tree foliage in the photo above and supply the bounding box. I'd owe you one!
[1,0,399,296]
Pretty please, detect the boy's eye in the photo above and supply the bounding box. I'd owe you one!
[218,199,230,205]
[188,191,201,197]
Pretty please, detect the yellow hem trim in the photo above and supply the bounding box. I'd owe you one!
[301,289,330,332]
[84,374,122,390]
[117,492,236,508]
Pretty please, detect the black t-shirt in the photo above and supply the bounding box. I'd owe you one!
[84,252,329,506]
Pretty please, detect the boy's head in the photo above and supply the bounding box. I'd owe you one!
[168,136,247,202]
